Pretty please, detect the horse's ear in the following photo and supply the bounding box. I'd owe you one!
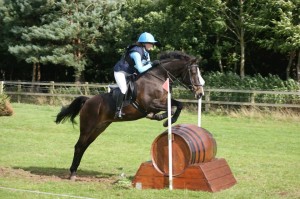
[193,56,203,64]
[190,57,199,64]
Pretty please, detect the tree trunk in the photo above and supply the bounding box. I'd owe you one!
[73,37,84,82]
[74,70,84,83]
[286,51,295,80]
[296,50,300,82]
[240,36,245,79]
[32,63,36,82]
[239,0,245,79]
[216,35,224,72]
[37,63,41,81]
[218,59,224,73]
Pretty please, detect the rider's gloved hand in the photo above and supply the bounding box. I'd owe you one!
[151,60,160,67]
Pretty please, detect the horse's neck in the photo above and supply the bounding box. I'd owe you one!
[159,60,186,77]
[151,62,185,84]
[136,60,186,83]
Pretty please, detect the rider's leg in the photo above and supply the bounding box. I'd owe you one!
[114,71,128,118]
[114,92,125,118]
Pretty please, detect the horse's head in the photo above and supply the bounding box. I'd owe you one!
[181,58,204,99]
[157,51,204,99]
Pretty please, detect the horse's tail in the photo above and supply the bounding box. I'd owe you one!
[55,96,89,124]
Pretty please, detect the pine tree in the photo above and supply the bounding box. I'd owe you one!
[7,0,124,82]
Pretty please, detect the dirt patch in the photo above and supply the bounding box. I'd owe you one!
[0,167,117,184]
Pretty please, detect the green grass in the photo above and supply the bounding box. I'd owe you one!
[0,103,299,199]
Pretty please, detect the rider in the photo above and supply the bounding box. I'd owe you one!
[113,32,159,118]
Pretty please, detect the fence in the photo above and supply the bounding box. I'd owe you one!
[1,81,300,110]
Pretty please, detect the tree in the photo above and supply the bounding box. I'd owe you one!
[0,0,49,81]
[7,0,124,82]
[216,0,256,78]
[248,0,300,81]
[120,0,226,67]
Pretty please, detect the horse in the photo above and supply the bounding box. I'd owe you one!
[55,51,204,180]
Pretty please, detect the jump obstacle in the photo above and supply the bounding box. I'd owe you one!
[132,78,236,192]
[132,124,236,192]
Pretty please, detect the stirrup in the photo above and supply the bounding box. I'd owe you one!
[114,110,124,119]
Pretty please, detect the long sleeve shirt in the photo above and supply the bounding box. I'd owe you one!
[130,51,152,73]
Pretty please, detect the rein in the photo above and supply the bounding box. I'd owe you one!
[155,62,201,90]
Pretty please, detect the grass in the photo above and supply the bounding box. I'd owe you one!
[0,103,299,199]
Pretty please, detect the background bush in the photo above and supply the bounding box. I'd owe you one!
[0,93,13,116]
[172,72,300,105]
[204,72,300,90]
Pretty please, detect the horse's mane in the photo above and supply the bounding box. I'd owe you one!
[158,51,194,61]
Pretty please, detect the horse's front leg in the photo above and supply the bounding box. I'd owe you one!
[162,99,182,127]
[146,108,175,121]
[146,98,182,127]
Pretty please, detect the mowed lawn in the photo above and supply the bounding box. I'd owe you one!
[0,103,299,199]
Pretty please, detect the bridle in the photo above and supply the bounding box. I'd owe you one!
[183,63,203,90]
[148,61,202,91]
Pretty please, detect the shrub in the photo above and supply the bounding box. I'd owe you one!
[172,72,300,106]
[0,93,14,116]
[200,72,300,105]
[203,72,300,90]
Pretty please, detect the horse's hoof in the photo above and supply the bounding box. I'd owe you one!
[146,113,154,119]
[69,174,77,181]
[163,120,168,127]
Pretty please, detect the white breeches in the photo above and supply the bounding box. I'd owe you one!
[114,71,130,94]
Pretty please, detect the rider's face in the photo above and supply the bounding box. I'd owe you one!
[144,43,154,51]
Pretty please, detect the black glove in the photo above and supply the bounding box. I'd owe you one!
[151,60,160,67]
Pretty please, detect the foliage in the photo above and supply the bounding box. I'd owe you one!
[3,0,125,81]
[0,93,13,116]
[204,71,300,90]
[172,71,300,106]
[0,0,300,82]
[248,0,300,53]
[202,71,300,105]
[246,0,300,80]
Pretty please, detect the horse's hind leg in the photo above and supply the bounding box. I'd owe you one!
[69,122,111,181]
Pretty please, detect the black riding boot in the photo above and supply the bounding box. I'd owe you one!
[115,93,125,118]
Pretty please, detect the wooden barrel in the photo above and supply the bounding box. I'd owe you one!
[151,124,217,176]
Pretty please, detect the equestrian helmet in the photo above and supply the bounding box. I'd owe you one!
[137,32,157,43]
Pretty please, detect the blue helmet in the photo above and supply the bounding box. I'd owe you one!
[137,32,157,43]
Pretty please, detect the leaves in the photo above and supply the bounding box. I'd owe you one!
[4,0,125,81]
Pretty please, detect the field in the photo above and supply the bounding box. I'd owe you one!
[0,103,299,199]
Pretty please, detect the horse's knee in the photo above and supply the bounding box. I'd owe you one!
[177,102,183,110]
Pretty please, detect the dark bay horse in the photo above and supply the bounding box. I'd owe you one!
[55,51,204,180]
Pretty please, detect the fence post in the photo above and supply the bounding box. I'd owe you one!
[250,91,256,107]
[49,81,54,105]
[17,80,21,103]
[84,82,89,95]
[205,90,210,112]
[0,81,3,94]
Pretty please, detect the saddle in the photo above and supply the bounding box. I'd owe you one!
[109,77,146,115]
[109,80,136,107]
